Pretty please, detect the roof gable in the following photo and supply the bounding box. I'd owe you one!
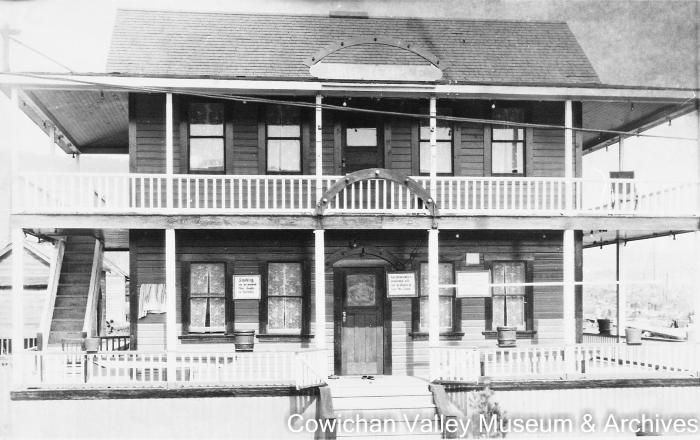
[106,10,600,85]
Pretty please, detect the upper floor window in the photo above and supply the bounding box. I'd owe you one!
[266,105,301,173]
[491,107,525,175]
[417,262,455,332]
[491,261,529,330]
[419,124,453,174]
[189,103,225,173]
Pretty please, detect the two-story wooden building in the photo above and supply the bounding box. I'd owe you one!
[3,9,699,439]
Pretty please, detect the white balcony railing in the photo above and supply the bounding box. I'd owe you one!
[432,342,700,382]
[13,172,700,217]
[15,348,328,389]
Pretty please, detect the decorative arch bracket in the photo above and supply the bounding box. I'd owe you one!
[326,245,405,270]
[315,168,439,219]
[303,36,447,70]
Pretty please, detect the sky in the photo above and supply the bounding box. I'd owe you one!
[0,0,698,318]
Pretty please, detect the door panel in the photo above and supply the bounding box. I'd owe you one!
[337,267,385,375]
[343,125,383,173]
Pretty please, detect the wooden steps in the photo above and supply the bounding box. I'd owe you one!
[327,376,442,439]
[48,236,98,346]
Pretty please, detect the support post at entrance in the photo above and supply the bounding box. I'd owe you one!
[616,134,627,343]
[165,229,177,381]
[428,228,440,377]
[563,230,576,345]
[11,227,24,383]
[564,100,574,211]
[429,96,437,202]
[314,230,326,354]
[165,93,174,209]
[693,231,700,342]
[315,94,323,201]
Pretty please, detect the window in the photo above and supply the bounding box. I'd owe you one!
[346,127,377,147]
[265,262,304,333]
[419,124,453,174]
[491,261,528,330]
[189,103,225,173]
[267,105,301,173]
[418,262,455,332]
[187,263,227,333]
[491,107,525,175]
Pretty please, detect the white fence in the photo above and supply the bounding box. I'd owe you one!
[15,349,327,390]
[433,342,700,382]
[13,172,700,216]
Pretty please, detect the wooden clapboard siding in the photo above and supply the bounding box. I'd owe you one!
[130,94,181,173]
[130,229,571,371]
[455,123,485,176]
[130,93,581,181]
[387,119,412,174]
[231,102,260,174]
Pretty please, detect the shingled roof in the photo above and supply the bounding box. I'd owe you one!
[106,9,600,85]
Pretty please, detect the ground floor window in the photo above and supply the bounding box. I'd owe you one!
[490,261,529,330]
[261,262,308,334]
[416,262,456,332]
[186,262,228,333]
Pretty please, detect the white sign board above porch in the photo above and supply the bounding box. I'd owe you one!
[386,272,417,298]
[456,270,491,298]
[233,275,261,300]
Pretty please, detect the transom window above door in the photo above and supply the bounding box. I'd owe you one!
[266,105,301,173]
[346,127,377,147]
[188,102,225,173]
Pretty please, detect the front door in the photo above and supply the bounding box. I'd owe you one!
[335,267,386,375]
[343,121,383,173]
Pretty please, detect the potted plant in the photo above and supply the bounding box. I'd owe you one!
[625,327,642,345]
[82,335,101,353]
[496,326,517,348]
[233,329,255,352]
[597,310,612,336]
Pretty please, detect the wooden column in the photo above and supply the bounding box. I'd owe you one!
[616,134,626,343]
[564,100,574,211]
[11,227,24,382]
[314,230,326,353]
[693,231,700,342]
[165,93,174,209]
[563,230,576,345]
[429,96,437,201]
[315,94,323,201]
[428,228,440,377]
[165,228,177,381]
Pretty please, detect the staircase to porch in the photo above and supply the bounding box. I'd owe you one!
[327,376,443,439]
[47,236,99,346]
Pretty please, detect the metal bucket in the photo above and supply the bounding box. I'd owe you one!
[234,330,255,352]
[496,326,517,348]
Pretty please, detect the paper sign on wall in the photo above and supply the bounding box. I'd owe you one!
[456,270,491,298]
[386,272,417,298]
[233,275,261,300]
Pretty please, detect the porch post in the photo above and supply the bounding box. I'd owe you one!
[563,230,576,345]
[693,231,700,342]
[315,94,323,201]
[564,100,574,211]
[428,228,440,377]
[11,227,24,382]
[165,93,174,210]
[314,230,326,353]
[616,135,627,343]
[165,229,177,381]
[429,96,437,201]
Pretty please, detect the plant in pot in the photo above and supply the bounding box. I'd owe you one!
[625,326,642,345]
[597,310,613,336]
[496,326,517,348]
[233,329,255,352]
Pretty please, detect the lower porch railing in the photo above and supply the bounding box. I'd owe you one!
[432,342,700,382]
[15,348,327,390]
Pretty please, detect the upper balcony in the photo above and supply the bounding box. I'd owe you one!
[13,171,700,227]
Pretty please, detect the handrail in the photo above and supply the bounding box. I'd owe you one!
[82,239,103,337]
[38,237,65,351]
